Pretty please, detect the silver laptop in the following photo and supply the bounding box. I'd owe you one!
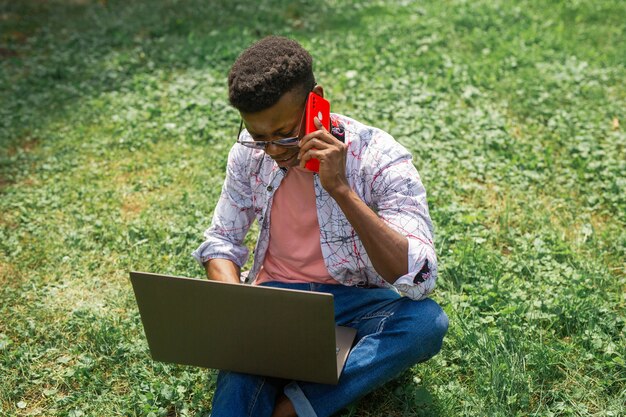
[129,271,357,384]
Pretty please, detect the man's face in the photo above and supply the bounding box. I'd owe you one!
[240,89,308,168]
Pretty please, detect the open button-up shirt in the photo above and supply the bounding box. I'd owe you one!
[192,113,437,300]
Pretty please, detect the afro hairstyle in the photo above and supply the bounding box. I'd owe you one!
[228,36,316,113]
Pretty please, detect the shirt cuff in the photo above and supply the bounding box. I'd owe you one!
[191,239,248,268]
[392,237,437,300]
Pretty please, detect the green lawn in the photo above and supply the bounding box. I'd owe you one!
[1,0,624,416]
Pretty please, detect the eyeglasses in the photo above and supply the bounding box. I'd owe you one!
[236,99,307,150]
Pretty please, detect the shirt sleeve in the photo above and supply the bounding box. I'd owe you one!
[364,130,437,300]
[191,144,255,268]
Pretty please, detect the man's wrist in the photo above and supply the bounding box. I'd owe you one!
[327,181,352,201]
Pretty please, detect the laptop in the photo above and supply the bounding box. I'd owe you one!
[129,271,357,385]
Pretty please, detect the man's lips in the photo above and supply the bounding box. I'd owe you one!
[272,153,298,163]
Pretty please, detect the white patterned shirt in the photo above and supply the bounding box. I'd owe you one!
[192,113,437,300]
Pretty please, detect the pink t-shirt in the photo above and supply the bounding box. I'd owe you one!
[255,167,338,285]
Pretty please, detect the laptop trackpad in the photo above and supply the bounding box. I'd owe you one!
[335,326,357,378]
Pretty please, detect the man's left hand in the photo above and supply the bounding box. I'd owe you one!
[298,117,349,196]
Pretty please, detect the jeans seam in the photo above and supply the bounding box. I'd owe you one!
[350,312,392,352]
[347,310,393,327]
[247,378,266,416]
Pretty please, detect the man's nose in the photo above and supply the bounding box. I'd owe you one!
[264,142,283,156]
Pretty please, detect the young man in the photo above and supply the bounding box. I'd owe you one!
[192,36,448,417]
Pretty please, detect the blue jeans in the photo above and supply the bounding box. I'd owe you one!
[210,282,449,417]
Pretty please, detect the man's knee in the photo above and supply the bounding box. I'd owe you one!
[429,305,449,355]
[400,298,449,363]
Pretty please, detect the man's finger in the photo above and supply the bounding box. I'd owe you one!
[298,138,331,160]
[300,137,332,151]
[299,130,335,147]
[299,149,324,166]
[313,116,327,131]
[298,149,315,168]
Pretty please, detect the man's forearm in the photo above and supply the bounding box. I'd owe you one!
[204,258,242,284]
[330,185,408,283]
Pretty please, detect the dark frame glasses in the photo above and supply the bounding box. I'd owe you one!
[236,97,307,150]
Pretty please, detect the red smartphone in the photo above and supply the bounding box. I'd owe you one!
[304,92,330,172]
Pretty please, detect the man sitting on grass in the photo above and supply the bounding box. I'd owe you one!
[192,36,448,417]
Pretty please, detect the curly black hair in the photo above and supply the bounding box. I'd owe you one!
[228,36,316,113]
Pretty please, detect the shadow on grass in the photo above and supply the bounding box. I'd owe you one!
[335,370,442,417]
[0,0,380,147]
[0,0,397,193]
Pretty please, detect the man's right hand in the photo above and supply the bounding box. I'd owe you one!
[204,258,242,284]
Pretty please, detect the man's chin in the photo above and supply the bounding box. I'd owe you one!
[274,153,299,167]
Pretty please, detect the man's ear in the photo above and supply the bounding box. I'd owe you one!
[312,84,324,98]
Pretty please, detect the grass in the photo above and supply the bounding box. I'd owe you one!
[1,0,625,416]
